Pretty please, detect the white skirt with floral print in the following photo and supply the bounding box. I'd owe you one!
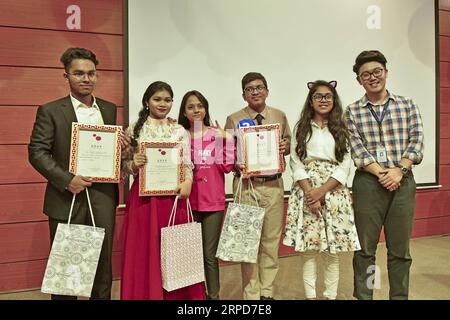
[283,160,361,253]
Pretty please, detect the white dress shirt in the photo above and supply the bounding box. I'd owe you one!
[290,121,351,185]
[70,94,104,125]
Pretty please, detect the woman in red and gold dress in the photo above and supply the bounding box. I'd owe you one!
[120,81,205,300]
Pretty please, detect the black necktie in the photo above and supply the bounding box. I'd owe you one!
[255,113,264,125]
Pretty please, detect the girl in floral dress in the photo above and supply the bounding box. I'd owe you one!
[283,80,360,300]
[120,81,205,300]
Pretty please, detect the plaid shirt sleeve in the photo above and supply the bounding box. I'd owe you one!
[402,98,424,164]
[345,107,377,168]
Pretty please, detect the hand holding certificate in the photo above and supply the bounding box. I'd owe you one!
[69,123,122,183]
[139,142,185,196]
[239,123,285,176]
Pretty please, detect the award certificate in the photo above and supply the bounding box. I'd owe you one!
[239,123,284,176]
[139,142,184,196]
[69,123,122,183]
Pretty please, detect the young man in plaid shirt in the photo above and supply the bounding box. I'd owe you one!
[345,50,424,300]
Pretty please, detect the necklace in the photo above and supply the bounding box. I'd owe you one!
[142,118,176,139]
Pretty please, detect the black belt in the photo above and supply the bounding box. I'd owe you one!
[234,173,282,182]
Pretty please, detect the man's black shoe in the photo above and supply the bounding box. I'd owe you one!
[260,296,275,300]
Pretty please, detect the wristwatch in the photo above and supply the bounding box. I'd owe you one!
[398,165,409,175]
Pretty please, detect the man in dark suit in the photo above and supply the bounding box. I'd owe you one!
[28,47,122,300]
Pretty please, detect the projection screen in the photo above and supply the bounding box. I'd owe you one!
[126,0,438,194]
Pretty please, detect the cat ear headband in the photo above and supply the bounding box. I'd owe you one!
[307,80,337,89]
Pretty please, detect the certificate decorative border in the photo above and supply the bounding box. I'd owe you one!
[69,123,122,183]
[138,141,185,196]
[239,123,285,176]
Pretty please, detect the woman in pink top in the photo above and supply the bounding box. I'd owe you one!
[178,90,235,299]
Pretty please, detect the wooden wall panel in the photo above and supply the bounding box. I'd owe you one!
[0,106,37,145]
[441,0,450,11]
[415,190,450,220]
[412,216,450,238]
[440,10,450,37]
[0,105,123,145]
[440,87,450,113]
[0,222,50,264]
[0,259,47,292]
[111,251,122,279]
[440,62,450,87]
[0,0,125,294]
[0,146,46,184]
[0,27,123,70]
[380,217,450,241]
[441,138,450,164]
[0,213,123,264]
[113,214,124,252]
[441,114,450,138]
[0,251,122,293]
[118,183,125,205]
[439,165,450,189]
[278,243,296,257]
[440,36,450,62]
[117,106,124,126]
[439,0,450,11]
[0,184,125,224]
[0,0,123,34]
[0,67,123,106]
[0,183,46,224]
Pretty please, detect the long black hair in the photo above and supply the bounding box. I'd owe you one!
[294,80,349,163]
[130,81,173,147]
[178,90,211,129]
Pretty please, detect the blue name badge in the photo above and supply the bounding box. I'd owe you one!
[238,119,255,128]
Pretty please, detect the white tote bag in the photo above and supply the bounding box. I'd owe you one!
[160,197,205,292]
[41,188,105,298]
[216,177,265,263]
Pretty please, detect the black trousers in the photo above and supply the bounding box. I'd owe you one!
[352,170,416,300]
[193,210,224,299]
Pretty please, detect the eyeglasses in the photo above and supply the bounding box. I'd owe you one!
[359,67,384,81]
[244,85,266,94]
[312,93,333,102]
[66,71,98,80]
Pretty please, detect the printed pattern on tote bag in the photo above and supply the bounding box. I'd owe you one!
[161,198,205,292]
[41,224,105,297]
[216,177,265,263]
[216,202,265,263]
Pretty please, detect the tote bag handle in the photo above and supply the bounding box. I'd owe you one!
[233,176,260,207]
[167,196,194,227]
[67,187,98,231]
